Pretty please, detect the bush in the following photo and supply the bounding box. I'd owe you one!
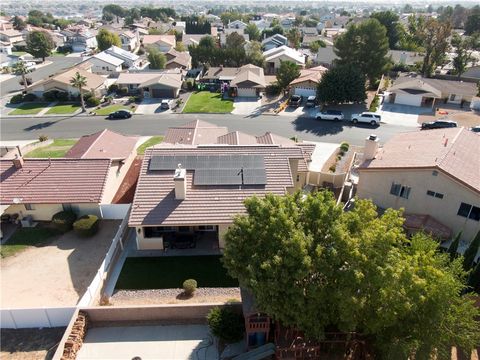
[340,142,349,152]
[185,78,195,91]
[43,90,59,102]
[207,307,244,343]
[57,45,72,54]
[108,84,119,93]
[52,211,77,233]
[266,83,281,96]
[182,279,197,296]
[86,96,101,107]
[73,215,99,237]
[137,47,145,55]
[23,93,37,102]
[369,95,380,112]
[10,94,24,104]
[83,92,93,101]
[329,164,336,173]
[56,91,69,102]
[38,134,48,142]
[118,87,128,96]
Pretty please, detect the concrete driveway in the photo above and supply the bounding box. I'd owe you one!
[279,104,316,117]
[136,98,173,115]
[378,103,430,127]
[232,97,261,115]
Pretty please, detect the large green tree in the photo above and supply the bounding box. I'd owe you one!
[96,29,121,51]
[464,6,480,35]
[334,18,390,85]
[275,60,300,90]
[286,28,301,49]
[451,33,476,79]
[246,41,265,67]
[317,65,366,104]
[223,192,480,358]
[370,11,402,49]
[463,231,480,271]
[245,23,261,42]
[147,48,166,69]
[26,31,55,62]
[225,32,245,49]
[12,16,26,30]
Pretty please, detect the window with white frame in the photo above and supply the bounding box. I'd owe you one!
[426,190,444,199]
[390,182,411,199]
[457,203,480,221]
[449,94,456,101]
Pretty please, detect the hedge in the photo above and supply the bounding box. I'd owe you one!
[10,94,24,104]
[73,215,99,237]
[23,93,37,102]
[52,211,77,233]
[207,306,244,343]
[86,96,101,107]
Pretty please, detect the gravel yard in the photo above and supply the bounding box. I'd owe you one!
[110,287,241,306]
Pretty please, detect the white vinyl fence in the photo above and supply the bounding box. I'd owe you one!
[100,203,131,219]
[1,205,131,329]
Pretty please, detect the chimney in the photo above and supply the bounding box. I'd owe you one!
[363,134,379,161]
[174,164,186,200]
[13,154,24,169]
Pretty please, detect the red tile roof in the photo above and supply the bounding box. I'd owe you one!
[163,120,228,145]
[128,145,305,226]
[1,159,111,204]
[65,129,138,160]
[360,128,480,193]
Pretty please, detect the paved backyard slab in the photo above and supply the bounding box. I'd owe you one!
[77,324,218,360]
[0,220,121,308]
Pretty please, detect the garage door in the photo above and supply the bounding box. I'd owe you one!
[151,88,174,98]
[395,93,422,107]
[237,88,257,97]
[293,87,316,97]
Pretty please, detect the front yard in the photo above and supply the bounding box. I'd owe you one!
[8,103,47,115]
[0,227,59,258]
[115,256,238,290]
[46,103,81,115]
[24,139,77,158]
[137,136,164,155]
[94,104,134,116]
[183,91,234,113]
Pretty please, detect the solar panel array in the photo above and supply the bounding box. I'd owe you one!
[149,155,266,186]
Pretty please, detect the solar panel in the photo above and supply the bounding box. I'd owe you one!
[149,154,267,185]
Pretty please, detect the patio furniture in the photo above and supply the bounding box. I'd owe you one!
[170,233,197,249]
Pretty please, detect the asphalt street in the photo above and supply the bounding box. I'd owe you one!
[0,113,416,145]
[1,56,80,97]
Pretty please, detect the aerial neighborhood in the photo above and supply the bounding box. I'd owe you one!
[0,1,480,359]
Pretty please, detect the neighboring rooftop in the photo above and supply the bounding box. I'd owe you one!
[142,35,176,47]
[90,52,124,67]
[290,65,327,86]
[263,45,305,65]
[163,120,229,145]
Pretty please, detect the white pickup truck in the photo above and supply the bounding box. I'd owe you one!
[350,112,381,125]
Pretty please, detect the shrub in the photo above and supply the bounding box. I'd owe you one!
[207,307,244,343]
[73,215,99,237]
[118,87,128,96]
[57,45,72,54]
[10,94,24,104]
[137,47,145,55]
[38,134,48,142]
[340,141,350,152]
[86,96,101,107]
[23,93,37,102]
[43,90,58,102]
[108,84,119,93]
[185,78,195,91]
[182,279,197,296]
[52,211,77,233]
[56,91,69,102]
[329,164,336,173]
[266,83,281,96]
[83,92,93,101]
[338,150,345,156]
[336,154,342,161]
[369,95,380,112]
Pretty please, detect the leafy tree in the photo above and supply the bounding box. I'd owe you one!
[96,29,121,51]
[182,16,211,35]
[13,62,29,93]
[102,4,126,18]
[309,40,326,53]
[370,11,402,49]
[451,33,476,79]
[262,25,284,38]
[199,35,216,48]
[225,32,245,49]
[246,41,265,67]
[223,192,480,358]
[334,18,390,85]
[317,65,366,104]
[287,28,301,49]
[245,23,261,42]
[465,6,480,35]
[147,48,166,69]
[448,231,462,261]
[70,72,87,112]
[26,31,55,62]
[12,16,26,30]
[463,231,480,271]
[175,42,186,52]
[276,60,300,90]
[303,18,318,27]
[468,261,480,293]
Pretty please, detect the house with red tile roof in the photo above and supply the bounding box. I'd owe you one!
[357,128,480,242]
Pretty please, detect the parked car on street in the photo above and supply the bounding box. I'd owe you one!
[288,95,303,107]
[350,112,381,125]
[421,120,457,130]
[305,96,316,107]
[107,110,132,119]
[160,100,170,110]
[315,109,344,121]
[470,126,480,133]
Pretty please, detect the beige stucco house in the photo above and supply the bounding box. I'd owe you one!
[357,129,480,243]
[289,65,327,97]
[263,45,305,75]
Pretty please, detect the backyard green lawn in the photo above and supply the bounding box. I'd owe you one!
[115,256,238,290]
[137,136,164,155]
[9,103,46,115]
[24,139,77,158]
[0,227,59,258]
[183,91,234,113]
[46,103,81,115]
[95,104,133,116]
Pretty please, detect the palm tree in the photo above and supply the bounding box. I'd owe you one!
[13,61,29,93]
[70,72,87,112]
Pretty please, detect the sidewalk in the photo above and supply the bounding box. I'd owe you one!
[36,101,58,116]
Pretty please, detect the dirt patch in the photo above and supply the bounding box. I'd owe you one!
[1,220,121,308]
[418,107,480,128]
[109,287,241,306]
[112,156,142,204]
[0,327,65,360]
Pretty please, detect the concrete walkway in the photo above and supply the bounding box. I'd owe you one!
[36,101,58,116]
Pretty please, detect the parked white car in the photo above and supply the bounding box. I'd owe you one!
[315,109,344,121]
[350,112,381,125]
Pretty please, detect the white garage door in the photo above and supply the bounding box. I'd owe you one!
[395,93,422,107]
[237,88,257,97]
[293,87,316,97]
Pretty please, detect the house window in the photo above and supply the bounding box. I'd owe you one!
[198,225,216,231]
[102,66,105,70]
[390,182,411,199]
[449,94,456,101]
[426,190,444,199]
[457,203,480,221]
[296,174,300,182]
[62,204,72,211]
[24,204,35,210]
[432,170,438,176]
